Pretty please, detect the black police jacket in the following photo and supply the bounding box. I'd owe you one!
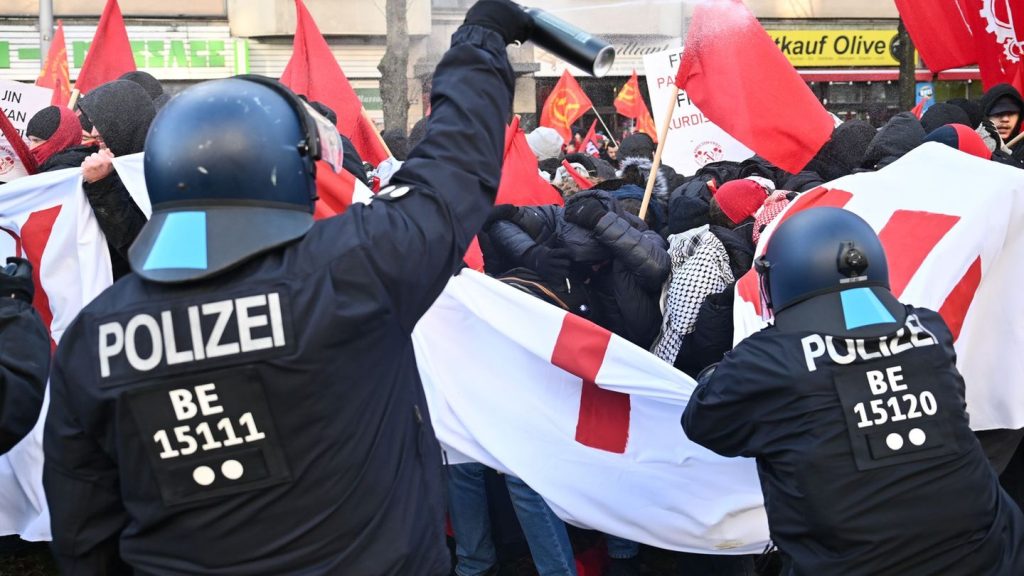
[683,307,1024,576]
[0,298,49,453]
[43,24,514,576]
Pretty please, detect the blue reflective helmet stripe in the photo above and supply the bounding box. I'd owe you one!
[840,287,896,330]
[142,212,209,271]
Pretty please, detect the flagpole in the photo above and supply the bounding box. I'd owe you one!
[639,86,677,221]
[591,108,618,147]
[1006,130,1024,150]
[68,88,80,110]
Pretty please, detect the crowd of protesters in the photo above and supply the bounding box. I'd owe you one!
[7,41,1024,573]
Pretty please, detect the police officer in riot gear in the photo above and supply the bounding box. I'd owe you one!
[683,207,1024,575]
[43,1,532,573]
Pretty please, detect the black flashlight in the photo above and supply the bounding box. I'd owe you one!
[523,7,616,77]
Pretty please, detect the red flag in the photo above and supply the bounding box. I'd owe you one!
[579,119,600,157]
[464,116,564,271]
[37,21,72,106]
[281,0,389,166]
[635,107,658,143]
[75,0,136,94]
[615,70,658,143]
[894,0,977,73]
[540,70,593,143]
[962,0,1024,90]
[498,116,564,206]
[674,0,832,174]
[614,71,644,118]
[561,159,594,191]
[911,96,930,119]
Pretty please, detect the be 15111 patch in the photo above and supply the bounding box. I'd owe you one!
[127,366,291,506]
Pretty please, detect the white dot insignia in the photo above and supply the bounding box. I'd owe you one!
[221,459,244,480]
[376,185,410,201]
[193,465,215,486]
[885,433,904,451]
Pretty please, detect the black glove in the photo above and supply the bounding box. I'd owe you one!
[564,197,608,229]
[484,204,520,229]
[521,245,572,280]
[0,258,33,304]
[463,0,534,45]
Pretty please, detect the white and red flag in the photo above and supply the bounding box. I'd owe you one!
[735,143,1024,431]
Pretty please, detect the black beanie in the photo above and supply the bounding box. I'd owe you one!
[309,101,337,126]
[26,106,62,140]
[920,102,970,133]
[617,133,656,160]
[946,98,983,128]
[119,70,164,100]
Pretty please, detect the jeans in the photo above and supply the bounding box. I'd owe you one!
[447,463,577,576]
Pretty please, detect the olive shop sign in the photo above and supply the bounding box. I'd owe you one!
[766,30,900,67]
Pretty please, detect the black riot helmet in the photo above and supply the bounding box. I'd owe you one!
[754,207,890,315]
[129,75,344,284]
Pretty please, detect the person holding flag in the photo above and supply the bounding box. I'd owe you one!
[42,1,533,573]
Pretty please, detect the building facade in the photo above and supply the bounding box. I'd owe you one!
[0,0,986,134]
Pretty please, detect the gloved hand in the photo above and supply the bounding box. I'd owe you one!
[563,197,608,229]
[484,204,519,229]
[521,245,572,280]
[463,0,534,45]
[0,258,34,304]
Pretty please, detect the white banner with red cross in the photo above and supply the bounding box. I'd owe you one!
[415,270,769,554]
[735,143,1024,432]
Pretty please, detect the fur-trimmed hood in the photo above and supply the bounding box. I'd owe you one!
[617,156,670,202]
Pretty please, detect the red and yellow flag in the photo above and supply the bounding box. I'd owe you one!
[615,70,658,142]
[540,70,592,143]
[37,20,72,106]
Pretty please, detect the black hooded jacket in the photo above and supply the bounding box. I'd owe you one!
[78,80,155,279]
[859,113,926,171]
[485,192,670,348]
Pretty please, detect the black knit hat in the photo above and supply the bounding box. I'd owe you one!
[617,133,656,160]
[920,102,970,133]
[26,106,62,140]
[119,70,164,100]
[946,98,983,128]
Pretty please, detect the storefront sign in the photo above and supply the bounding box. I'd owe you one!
[766,30,899,67]
[0,24,240,82]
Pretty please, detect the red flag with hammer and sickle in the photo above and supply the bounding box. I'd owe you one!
[540,70,593,143]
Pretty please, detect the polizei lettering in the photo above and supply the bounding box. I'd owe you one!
[98,293,287,378]
[801,314,937,372]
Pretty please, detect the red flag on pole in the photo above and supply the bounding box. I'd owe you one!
[674,0,832,174]
[561,159,595,191]
[498,116,565,206]
[75,0,136,94]
[464,116,564,271]
[911,96,930,119]
[614,71,644,117]
[893,0,976,73]
[615,70,658,142]
[37,20,72,106]
[540,70,593,143]
[579,119,600,157]
[281,0,389,166]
